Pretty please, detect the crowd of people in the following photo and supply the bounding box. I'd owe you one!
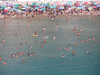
[0,1,100,19]
[0,1,99,65]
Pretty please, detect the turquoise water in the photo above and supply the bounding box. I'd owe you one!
[0,16,100,75]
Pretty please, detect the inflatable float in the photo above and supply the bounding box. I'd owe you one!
[31,34,38,37]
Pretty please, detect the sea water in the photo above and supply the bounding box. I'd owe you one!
[0,16,100,75]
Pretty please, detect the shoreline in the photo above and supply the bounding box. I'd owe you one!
[0,13,100,20]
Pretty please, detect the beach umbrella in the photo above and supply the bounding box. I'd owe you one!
[2,5,7,8]
[41,8,46,10]
[75,4,80,7]
[32,2,37,6]
[48,6,56,9]
[77,7,82,9]
[18,10,22,12]
[35,7,39,9]
[14,4,20,7]
[6,4,13,7]
[84,2,88,5]
[0,8,3,10]
[21,8,25,10]
[88,7,92,10]
[4,9,9,12]
[58,6,64,10]
[47,3,50,6]
[97,5,100,8]
[92,6,96,9]
[67,2,72,5]
[12,8,19,11]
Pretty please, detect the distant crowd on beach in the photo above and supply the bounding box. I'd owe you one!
[0,1,100,19]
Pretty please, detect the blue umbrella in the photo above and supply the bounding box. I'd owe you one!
[58,6,64,10]
[97,4,100,8]
[67,2,72,5]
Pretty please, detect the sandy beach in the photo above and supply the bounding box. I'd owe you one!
[0,1,100,19]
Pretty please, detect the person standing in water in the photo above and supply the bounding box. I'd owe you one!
[35,32,37,35]
[92,36,95,41]
[43,27,45,32]
[2,39,5,43]
[15,32,17,36]
[74,26,76,31]
[56,25,58,31]
[73,51,75,55]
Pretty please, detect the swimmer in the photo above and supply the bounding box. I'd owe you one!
[18,22,20,27]
[53,36,55,40]
[72,30,75,32]
[51,54,54,57]
[68,44,70,46]
[3,61,7,65]
[43,27,45,32]
[19,52,22,56]
[92,36,95,41]
[56,25,58,30]
[80,39,83,43]
[39,42,41,44]
[33,52,35,55]
[79,28,82,31]
[20,43,22,45]
[95,40,98,43]
[77,32,80,36]
[41,45,43,48]
[21,60,24,63]
[30,53,32,56]
[2,39,5,43]
[92,44,94,46]
[17,47,19,50]
[73,51,75,55]
[44,39,46,42]
[0,32,1,35]
[15,55,18,57]
[35,32,37,35]
[22,52,24,54]
[26,41,28,44]
[65,47,68,50]
[15,32,17,36]
[25,60,27,62]
[67,17,69,21]
[88,38,90,41]
[85,40,88,42]
[59,47,61,50]
[74,42,77,46]
[11,54,15,57]
[27,51,29,56]
[42,42,43,44]
[0,57,2,60]
[74,26,76,31]
[61,54,66,57]
[27,22,29,26]
[29,46,31,49]
[35,40,37,42]
[86,51,90,54]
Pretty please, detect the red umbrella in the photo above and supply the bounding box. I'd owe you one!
[4,9,9,12]
[75,4,80,7]
[92,6,96,8]
[84,2,88,5]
